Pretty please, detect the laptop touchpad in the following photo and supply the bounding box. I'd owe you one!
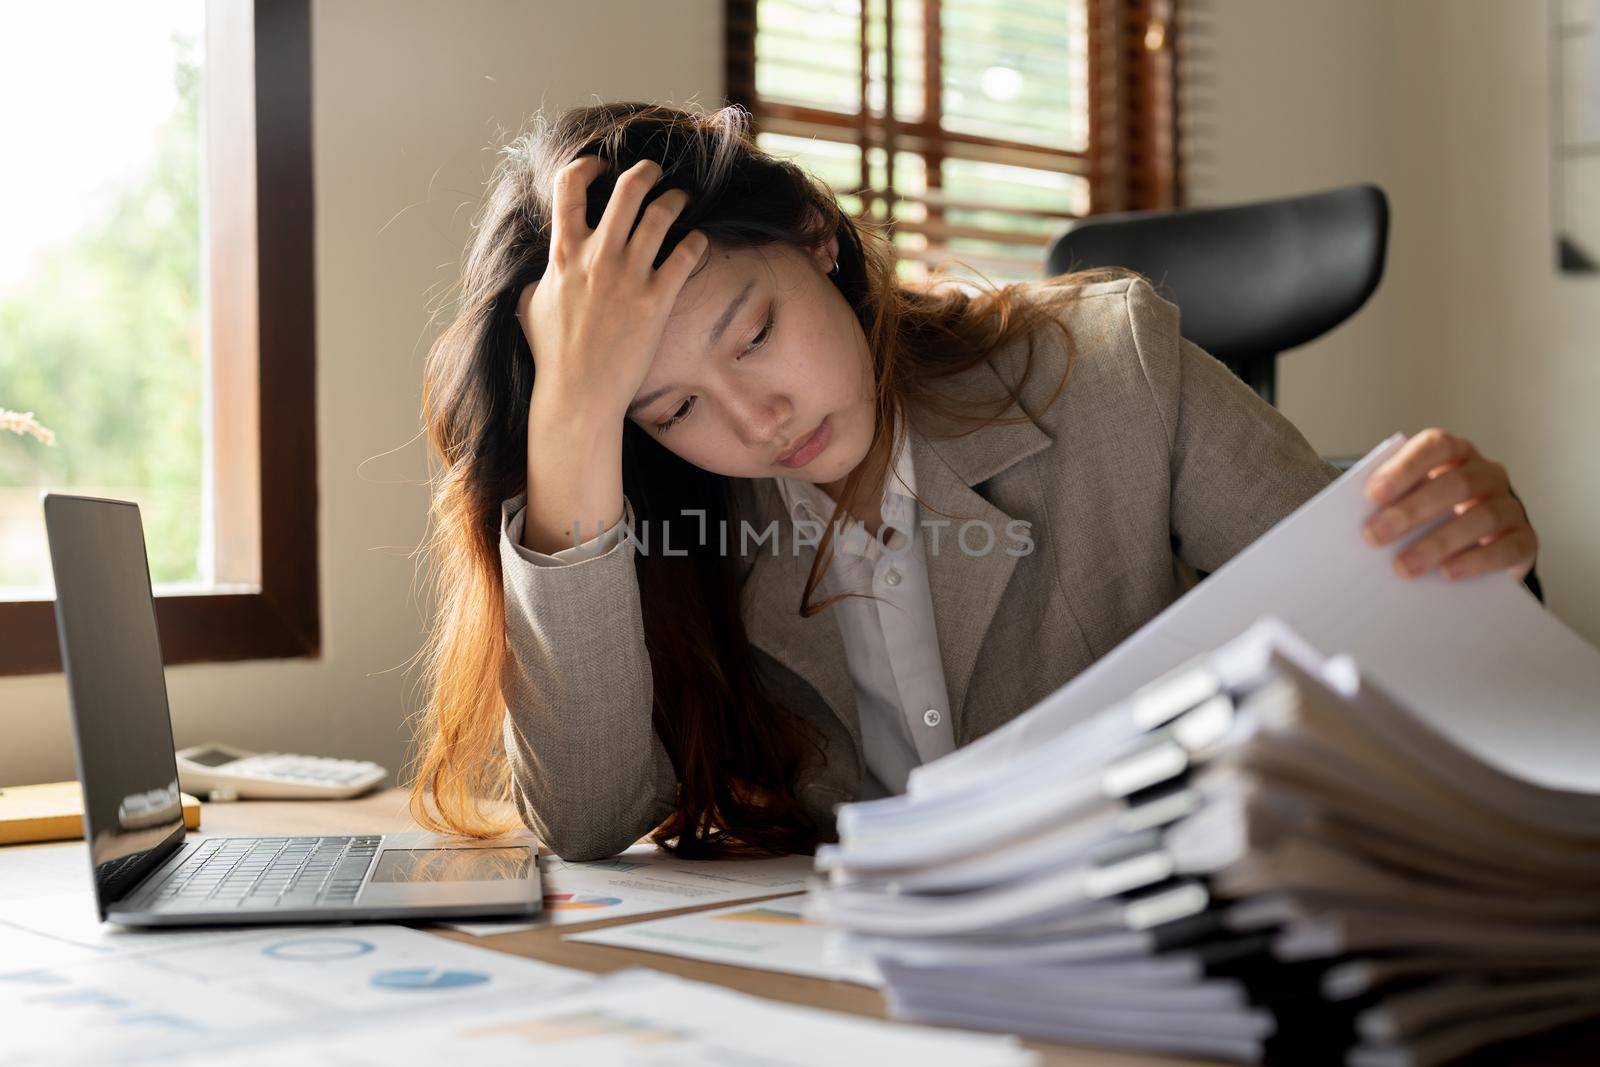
[370,847,535,882]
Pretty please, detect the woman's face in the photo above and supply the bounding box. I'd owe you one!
[624,236,876,494]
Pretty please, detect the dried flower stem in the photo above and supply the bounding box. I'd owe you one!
[0,409,57,446]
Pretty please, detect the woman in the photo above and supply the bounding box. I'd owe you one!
[407,102,1539,862]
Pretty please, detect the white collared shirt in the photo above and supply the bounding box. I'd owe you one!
[772,413,956,799]
[504,414,958,800]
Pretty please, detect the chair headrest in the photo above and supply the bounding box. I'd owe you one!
[1044,184,1389,362]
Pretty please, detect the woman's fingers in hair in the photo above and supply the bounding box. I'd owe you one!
[649,230,711,298]
[545,153,700,300]
[549,154,608,266]
[626,186,691,274]
[591,158,665,264]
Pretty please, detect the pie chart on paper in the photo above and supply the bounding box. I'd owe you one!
[261,937,375,961]
[371,967,491,990]
[544,892,623,910]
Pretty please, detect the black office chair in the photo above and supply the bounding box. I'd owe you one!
[1044,184,1544,605]
[1044,183,1389,408]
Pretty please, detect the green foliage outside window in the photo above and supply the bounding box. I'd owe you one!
[0,34,203,588]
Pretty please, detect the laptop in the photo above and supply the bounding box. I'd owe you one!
[42,492,542,927]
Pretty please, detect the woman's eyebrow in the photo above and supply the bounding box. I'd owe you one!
[627,279,757,418]
[706,279,756,353]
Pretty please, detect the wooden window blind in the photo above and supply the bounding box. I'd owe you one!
[725,0,1181,285]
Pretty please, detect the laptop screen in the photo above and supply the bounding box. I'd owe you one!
[43,494,185,913]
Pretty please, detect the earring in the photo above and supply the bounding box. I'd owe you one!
[830,257,840,275]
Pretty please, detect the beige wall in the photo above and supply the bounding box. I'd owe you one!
[0,0,723,787]
[1187,0,1410,456]
[3,0,1592,788]
[1397,0,1600,648]
[1200,0,1599,644]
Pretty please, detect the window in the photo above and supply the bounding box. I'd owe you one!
[725,0,1180,285]
[0,0,318,675]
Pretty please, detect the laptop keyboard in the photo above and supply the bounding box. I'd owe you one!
[149,836,382,909]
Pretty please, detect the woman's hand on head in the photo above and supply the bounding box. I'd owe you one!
[1360,427,1538,582]
[515,154,709,418]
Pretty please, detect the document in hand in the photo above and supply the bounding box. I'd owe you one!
[806,436,1600,1066]
[907,433,1600,801]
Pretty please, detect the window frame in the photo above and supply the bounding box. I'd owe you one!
[724,0,1181,274]
[0,0,319,676]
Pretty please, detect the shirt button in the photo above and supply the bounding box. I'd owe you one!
[922,708,942,727]
[883,569,901,586]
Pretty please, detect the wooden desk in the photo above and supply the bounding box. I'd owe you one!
[52,788,1600,1067]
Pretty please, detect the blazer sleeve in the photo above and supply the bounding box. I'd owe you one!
[1120,279,1547,602]
[498,490,678,859]
[506,499,629,566]
[1121,278,1342,574]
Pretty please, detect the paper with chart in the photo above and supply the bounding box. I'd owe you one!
[567,893,883,986]
[0,888,282,972]
[158,966,1035,1067]
[442,843,815,935]
[0,919,590,1066]
[0,844,1020,1067]
[0,843,305,970]
[910,433,1600,800]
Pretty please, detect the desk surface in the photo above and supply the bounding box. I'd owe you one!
[23,788,1597,1067]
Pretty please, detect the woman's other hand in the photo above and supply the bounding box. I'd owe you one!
[1361,428,1538,582]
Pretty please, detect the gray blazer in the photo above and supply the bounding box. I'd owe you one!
[497,277,1340,860]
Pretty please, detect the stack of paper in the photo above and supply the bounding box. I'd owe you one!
[806,437,1600,1066]
[808,618,1600,1065]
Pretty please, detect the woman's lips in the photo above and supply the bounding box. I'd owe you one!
[777,415,831,468]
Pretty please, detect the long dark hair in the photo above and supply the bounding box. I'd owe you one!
[405,101,1133,857]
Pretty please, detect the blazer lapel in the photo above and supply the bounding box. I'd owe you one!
[908,362,1054,741]
[734,355,1053,763]
[737,477,864,774]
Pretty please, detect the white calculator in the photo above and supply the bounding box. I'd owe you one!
[175,742,387,800]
